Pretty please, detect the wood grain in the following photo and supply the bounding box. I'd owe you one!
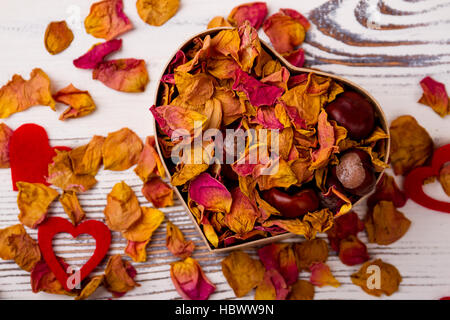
[0,0,450,300]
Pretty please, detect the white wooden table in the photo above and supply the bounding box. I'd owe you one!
[0,0,449,300]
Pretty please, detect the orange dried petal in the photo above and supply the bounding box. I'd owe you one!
[254,268,289,300]
[439,164,450,196]
[17,182,59,229]
[0,123,13,168]
[389,115,433,176]
[69,135,105,176]
[47,150,97,192]
[44,21,74,55]
[136,0,179,26]
[221,250,264,298]
[104,254,140,296]
[59,191,86,225]
[124,239,150,262]
[225,187,259,235]
[84,0,133,40]
[122,207,164,242]
[102,128,143,171]
[351,259,402,297]
[104,181,142,231]
[134,136,165,182]
[76,275,104,300]
[365,200,411,245]
[0,68,55,119]
[54,84,96,120]
[166,221,195,259]
[287,280,315,300]
[293,239,328,271]
[0,224,26,260]
[309,262,340,288]
[93,59,149,92]
[418,76,449,117]
[9,232,41,272]
[207,16,232,29]
[31,258,75,295]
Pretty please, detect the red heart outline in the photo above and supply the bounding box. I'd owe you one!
[404,144,450,213]
[38,217,111,291]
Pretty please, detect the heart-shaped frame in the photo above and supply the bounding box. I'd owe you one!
[152,27,390,252]
[38,217,111,291]
[404,144,450,213]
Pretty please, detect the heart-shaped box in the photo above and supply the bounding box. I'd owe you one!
[152,27,390,253]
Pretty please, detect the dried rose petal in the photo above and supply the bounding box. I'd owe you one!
[0,224,26,260]
[134,136,165,182]
[76,275,104,300]
[310,109,337,170]
[439,164,450,196]
[170,257,216,300]
[136,0,180,26]
[9,232,41,272]
[327,211,364,252]
[293,239,328,271]
[258,243,298,285]
[0,123,13,168]
[367,173,408,209]
[282,48,305,68]
[365,201,411,245]
[221,250,264,298]
[102,128,143,171]
[84,0,133,40]
[0,68,55,119]
[104,255,140,297]
[233,68,284,107]
[17,182,59,229]
[59,191,86,225]
[418,76,449,117]
[339,235,369,266]
[124,240,150,262]
[351,259,401,297]
[225,187,259,235]
[262,218,313,238]
[44,21,74,55]
[142,177,174,208]
[31,258,75,295]
[73,39,122,69]
[122,207,164,242]
[166,221,195,259]
[175,71,215,106]
[207,16,232,29]
[228,2,268,29]
[104,181,142,232]
[263,9,307,54]
[309,262,340,288]
[288,280,315,300]
[236,21,262,72]
[189,173,232,213]
[93,59,149,92]
[389,115,433,176]
[54,84,96,120]
[69,135,105,176]
[47,150,97,192]
[255,268,289,300]
[151,104,207,137]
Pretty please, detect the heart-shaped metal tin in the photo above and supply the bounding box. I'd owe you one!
[152,27,390,253]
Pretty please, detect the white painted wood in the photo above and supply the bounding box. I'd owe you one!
[0,0,449,300]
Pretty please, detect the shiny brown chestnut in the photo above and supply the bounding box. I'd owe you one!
[261,188,319,218]
[326,91,375,140]
[334,149,376,197]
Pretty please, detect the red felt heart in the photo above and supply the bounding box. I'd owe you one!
[38,217,111,291]
[404,144,450,213]
[9,123,70,191]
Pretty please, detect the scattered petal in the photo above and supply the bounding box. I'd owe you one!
[228,2,268,29]
[327,211,364,252]
[255,268,289,300]
[44,21,74,55]
[389,115,433,176]
[76,275,104,300]
[171,257,216,300]
[0,123,13,168]
[258,243,298,285]
[69,135,105,176]
[207,16,232,29]
[136,0,180,26]
[0,224,26,260]
[309,262,340,288]
[59,191,86,225]
[166,221,195,259]
[104,255,140,297]
[54,84,96,120]
[0,68,55,119]
[293,239,328,271]
[418,76,449,117]
[439,164,450,196]
[351,259,402,297]
[122,207,164,242]
[104,181,142,231]
[124,240,149,262]
[102,128,143,171]
[367,173,408,209]
[74,39,122,69]
[287,280,314,300]
[339,235,369,266]
[31,258,75,295]
[134,136,165,182]
[84,0,133,40]
[17,182,59,229]
[142,177,174,208]
[9,232,41,272]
